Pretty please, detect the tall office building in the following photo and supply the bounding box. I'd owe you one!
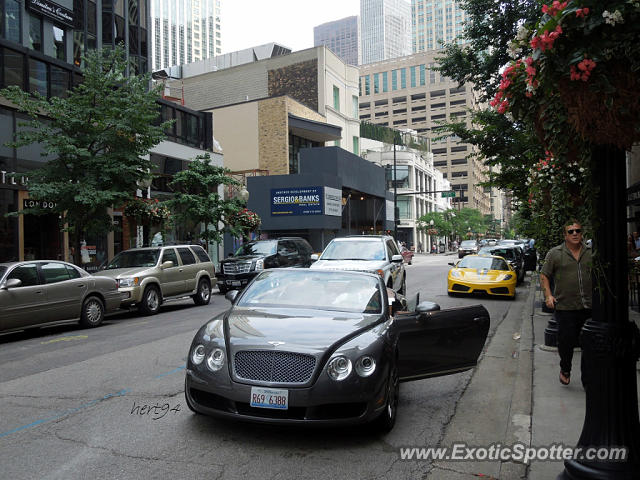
[411,0,467,52]
[358,51,491,215]
[360,0,411,65]
[313,16,360,66]
[149,0,221,72]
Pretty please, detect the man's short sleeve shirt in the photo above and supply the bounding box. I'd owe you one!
[540,242,592,310]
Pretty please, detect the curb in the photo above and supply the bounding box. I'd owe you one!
[425,276,536,479]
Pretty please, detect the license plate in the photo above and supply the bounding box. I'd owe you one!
[228,280,241,286]
[250,387,288,410]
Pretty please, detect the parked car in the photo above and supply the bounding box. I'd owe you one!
[94,245,215,315]
[447,254,517,299]
[400,246,414,265]
[0,260,122,333]
[458,240,479,258]
[184,268,490,432]
[216,237,314,293]
[497,239,537,271]
[478,245,525,284]
[310,235,406,294]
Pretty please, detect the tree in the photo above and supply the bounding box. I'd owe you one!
[165,153,244,247]
[1,45,169,264]
[418,208,490,240]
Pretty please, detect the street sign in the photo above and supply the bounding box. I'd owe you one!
[441,191,456,198]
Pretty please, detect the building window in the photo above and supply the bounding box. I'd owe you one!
[382,71,388,92]
[400,68,407,89]
[373,73,379,94]
[419,64,426,86]
[364,75,370,95]
[352,95,358,119]
[29,14,43,52]
[2,48,24,88]
[333,85,340,111]
[29,58,48,97]
[53,26,66,61]
[410,66,417,87]
[392,69,397,90]
[2,0,21,43]
[73,30,84,67]
[352,136,359,155]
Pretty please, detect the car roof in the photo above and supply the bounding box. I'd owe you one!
[335,236,388,241]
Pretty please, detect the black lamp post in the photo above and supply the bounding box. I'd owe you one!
[559,146,640,479]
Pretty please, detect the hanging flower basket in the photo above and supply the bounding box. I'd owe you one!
[557,66,640,149]
[228,208,261,232]
[124,197,171,225]
[427,228,439,235]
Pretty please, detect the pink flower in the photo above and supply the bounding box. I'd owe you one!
[576,8,589,17]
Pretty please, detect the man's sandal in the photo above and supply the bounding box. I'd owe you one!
[559,371,571,385]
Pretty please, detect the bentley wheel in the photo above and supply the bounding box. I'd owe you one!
[193,278,211,305]
[79,296,105,328]
[138,285,161,315]
[374,363,399,433]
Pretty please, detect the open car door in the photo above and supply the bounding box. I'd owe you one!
[395,303,490,382]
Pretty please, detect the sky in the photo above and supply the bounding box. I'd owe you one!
[222,0,361,54]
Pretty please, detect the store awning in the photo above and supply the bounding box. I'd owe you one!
[288,114,342,143]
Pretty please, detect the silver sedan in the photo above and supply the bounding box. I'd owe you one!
[0,261,122,334]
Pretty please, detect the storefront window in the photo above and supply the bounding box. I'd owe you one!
[28,58,48,97]
[73,30,84,67]
[2,48,24,88]
[0,189,18,262]
[114,15,125,44]
[29,14,43,52]
[87,1,97,36]
[53,26,66,61]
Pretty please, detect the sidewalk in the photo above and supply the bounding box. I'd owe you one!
[426,273,640,479]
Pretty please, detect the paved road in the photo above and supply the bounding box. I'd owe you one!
[0,254,529,480]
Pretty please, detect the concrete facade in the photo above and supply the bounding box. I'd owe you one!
[168,46,361,156]
[207,96,333,176]
[358,50,491,215]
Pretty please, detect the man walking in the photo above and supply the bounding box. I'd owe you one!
[540,220,592,386]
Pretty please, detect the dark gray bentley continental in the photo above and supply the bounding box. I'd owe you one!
[185,268,489,432]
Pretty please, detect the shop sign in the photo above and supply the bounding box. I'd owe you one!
[26,0,75,28]
[1,171,29,187]
[271,187,323,216]
[23,199,57,209]
[323,187,342,217]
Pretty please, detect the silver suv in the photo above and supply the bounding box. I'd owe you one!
[94,245,215,315]
[310,235,406,294]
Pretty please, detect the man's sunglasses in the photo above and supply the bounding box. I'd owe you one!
[567,228,582,234]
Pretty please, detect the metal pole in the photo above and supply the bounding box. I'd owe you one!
[393,138,398,241]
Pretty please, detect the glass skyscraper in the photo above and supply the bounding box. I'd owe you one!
[411,0,467,52]
[149,0,221,72]
[314,16,360,66]
[360,0,412,65]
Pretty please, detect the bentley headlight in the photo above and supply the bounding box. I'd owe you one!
[206,348,225,371]
[327,356,352,381]
[254,258,264,271]
[191,344,205,365]
[118,277,139,287]
[355,356,376,377]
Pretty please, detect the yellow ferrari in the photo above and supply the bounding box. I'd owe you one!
[447,254,517,299]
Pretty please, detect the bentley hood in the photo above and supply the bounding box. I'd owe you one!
[225,307,380,352]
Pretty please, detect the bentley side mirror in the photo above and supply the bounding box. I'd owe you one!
[416,301,441,313]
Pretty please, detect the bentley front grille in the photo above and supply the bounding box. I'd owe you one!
[234,350,316,384]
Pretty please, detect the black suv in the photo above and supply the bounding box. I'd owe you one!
[216,237,314,293]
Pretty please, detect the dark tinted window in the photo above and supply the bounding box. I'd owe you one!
[8,264,39,286]
[65,265,81,279]
[161,248,178,265]
[190,245,211,263]
[277,241,296,256]
[294,239,312,256]
[41,262,71,284]
[177,247,196,265]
